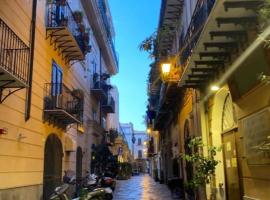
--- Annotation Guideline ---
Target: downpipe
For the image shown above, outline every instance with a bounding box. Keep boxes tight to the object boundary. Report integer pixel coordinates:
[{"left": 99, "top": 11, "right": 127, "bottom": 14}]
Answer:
[{"left": 25, "top": 0, "right": 37, "bottom": 121}]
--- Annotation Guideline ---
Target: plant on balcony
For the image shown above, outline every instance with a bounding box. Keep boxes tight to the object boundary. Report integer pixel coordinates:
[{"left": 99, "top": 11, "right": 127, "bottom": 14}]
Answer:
[
  {"left": 71, "top": 89, "right": 84, "bottom": 99},
  {"left": 258, "top": 72, "right": 270, "bottom": 84},
  {"left": 73, "top": 10, "right": 83, "bottom": 23},
  {"left": 258, "top": 0, "right": 270, "bottom": 48},
  {"left": 182, "top": 137, "right": 221, "bottom": 190},
  {"left": 55, "top": 0, "right": 66, "bottom": 6},
  {"left": 139, "top": 22, "right": 180, "bottom": 58},
  {"left": 60, "top": 17, "right": 68, "bottom": 26},
  {"left": 78, "top": 23, "right": 85, "bottom": 33}
]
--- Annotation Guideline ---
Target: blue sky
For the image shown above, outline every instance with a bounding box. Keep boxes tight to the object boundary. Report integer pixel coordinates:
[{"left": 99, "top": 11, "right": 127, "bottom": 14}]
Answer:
[{"left": 109, "top": 0, "right": 161, "bottom": 130}]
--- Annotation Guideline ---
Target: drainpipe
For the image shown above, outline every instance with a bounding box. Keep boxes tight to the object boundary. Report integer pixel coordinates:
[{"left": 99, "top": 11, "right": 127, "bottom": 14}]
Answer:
[
  {"left": 99, "top": 48, "right": 102, "bottom": 126},
  {"left": 25, "top": 0, "right": 37, "bottom": 121}
]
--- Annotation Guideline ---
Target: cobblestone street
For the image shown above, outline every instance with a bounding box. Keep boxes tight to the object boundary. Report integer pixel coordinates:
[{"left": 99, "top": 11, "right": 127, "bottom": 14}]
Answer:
[{"left": 113, "top": 175, "right": 175, "bottom": 200}]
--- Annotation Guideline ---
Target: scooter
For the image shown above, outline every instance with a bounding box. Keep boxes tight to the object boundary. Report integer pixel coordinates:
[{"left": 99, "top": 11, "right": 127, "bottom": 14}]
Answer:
[
  {"left": 49, "top": 176, "right": 107, "bottom": 200},
  {"left": 83, "top": 174, "right": 113, "bottom": 200}
]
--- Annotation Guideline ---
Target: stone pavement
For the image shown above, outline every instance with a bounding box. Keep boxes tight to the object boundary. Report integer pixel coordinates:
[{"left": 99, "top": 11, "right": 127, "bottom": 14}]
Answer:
[{"left": 113, "top": 174, "right": 176, "bottom": 200}]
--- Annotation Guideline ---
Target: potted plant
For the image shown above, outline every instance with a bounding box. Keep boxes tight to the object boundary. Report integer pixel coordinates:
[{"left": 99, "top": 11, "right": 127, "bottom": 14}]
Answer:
[
  {"left": 56, "top": 0, "right": 66, "bottom": 6},
  {"left": 73, "top": 11, "right": 83, "bottom": 23},
  {"left": 60, "top": 17, "right": 68, "bottom": 26},
  {"left": 82, "top": 31, "right": 89, "bottom": 44},
  {"left": 71, "top": 89, "right": 84, "bottom": 99},
  {"left": 78, "top": 23, "right": 85, "bottom": 33}
]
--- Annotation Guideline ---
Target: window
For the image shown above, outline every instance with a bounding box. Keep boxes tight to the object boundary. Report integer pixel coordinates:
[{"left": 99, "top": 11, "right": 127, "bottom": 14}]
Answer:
[
  {"left": 222, "top": 94, "right": 236, "bottom": 131},
  {"left": 92, "top": 109, "right": 97, "bottom": 121},
  {"left": 138, "top": 150, "right": 142, "bottom": 159},
  {"left": 51, "top": 62, "right": 62, "bottom": 95},
  {"left": 137, "top": 138, "right": 142, "bottom": 145}
]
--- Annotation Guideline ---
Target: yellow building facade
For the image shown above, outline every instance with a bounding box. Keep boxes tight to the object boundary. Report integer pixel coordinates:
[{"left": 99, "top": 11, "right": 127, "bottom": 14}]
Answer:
[{"left": 0, "top": 0, "right": 118, "bottom": 199}]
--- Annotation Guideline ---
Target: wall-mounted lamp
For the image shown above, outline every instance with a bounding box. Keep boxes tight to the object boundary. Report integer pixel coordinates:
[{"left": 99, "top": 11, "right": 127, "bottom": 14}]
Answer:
[
  {"left": 210, "top": 85, "right": 220, "bottom": 91},
  {"left": 161, "top": 63, "right": 171, "bottom": 74},
  {"left": 160, "top": 57, "right": 181, "bottom": 83}
]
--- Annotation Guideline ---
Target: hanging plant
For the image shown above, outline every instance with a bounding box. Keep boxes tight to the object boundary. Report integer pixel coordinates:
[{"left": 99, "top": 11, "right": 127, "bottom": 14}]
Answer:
[
  {"left": 139, "top": 22, "right": 180, "bottom": 58},
  {"left": 182, "top": 137, "right": 221, "bottom": 190}
]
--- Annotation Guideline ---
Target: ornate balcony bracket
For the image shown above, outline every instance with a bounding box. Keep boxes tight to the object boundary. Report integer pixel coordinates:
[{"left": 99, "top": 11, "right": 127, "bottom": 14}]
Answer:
[
  {"left": 0, "top": 88, "right": 24, "bottom": 103},
  {"left": 0, "top": 18, "right": 30, "bottom": 103}
]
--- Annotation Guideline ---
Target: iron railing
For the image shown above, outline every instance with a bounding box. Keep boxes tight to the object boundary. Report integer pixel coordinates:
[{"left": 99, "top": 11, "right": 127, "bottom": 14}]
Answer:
[
  {"left": 92, "top": 75, "right": 109, "bottom": 93},
  {"left": 102, "top": 93, "right": 115, "bottom": 112},
  {"left": 97, "top": 0, "right": 119, "bottom": 68},
  {"left": 180, "top": 0, "right": 216, "bottom": 66},
  {"left": 0, "top": 18, "right": 30, "bottom": 85},
  {"left": 44, "top": 83, "right": 83, "bottom": 120},
  {"left": 46, "top": 0, "right": 85, "bottom": 54}
]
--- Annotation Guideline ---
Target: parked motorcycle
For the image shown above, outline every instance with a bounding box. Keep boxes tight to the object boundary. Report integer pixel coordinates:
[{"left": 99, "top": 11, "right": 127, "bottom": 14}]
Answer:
[
  {"left": 82, "top": 174, "right": 113, "bottom": 200},
  {"left": 49, "top": 176, "right": 108, "bottom": 200}
]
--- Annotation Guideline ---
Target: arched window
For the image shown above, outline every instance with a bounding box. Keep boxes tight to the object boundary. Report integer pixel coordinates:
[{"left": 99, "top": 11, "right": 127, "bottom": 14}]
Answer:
[{"left": 222, "top": 93, "right": 236, "bottom": 131}]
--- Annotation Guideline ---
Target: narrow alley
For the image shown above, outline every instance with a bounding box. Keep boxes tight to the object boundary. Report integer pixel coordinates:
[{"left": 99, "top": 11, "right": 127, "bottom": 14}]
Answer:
[{"left": 114, "top": 175, "right": 176, "bottom": 200}]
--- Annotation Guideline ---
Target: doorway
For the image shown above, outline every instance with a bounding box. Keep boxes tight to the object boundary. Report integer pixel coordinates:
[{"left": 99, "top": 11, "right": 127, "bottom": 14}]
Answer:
[
  {"left": 43, "top": 134, "right": 63, "bottom": 200},
  {"left": 76, "top": 146, "right": 83, "bottom": 181},
  {"left": 222, "top": 130, "right": 241, "bottom": 200}
]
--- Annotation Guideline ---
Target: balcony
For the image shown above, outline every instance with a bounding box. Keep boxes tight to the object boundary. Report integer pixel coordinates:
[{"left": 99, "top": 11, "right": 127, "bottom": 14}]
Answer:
[
  {"left": 81, "top": 0, "right": 118, "bottom": 74},
  {"left": 90, "top": 74, "right": 110, "bottom": 100},
  {"left": 101, "top": 94, "right": 115, "bottom": 114},
  {"left": 0, "top": 18, "right": 30, "bottom": 103},
  {"left": 46, "top": 0, "right": 87, "bottom": 62},
  {"left": 97, "top": 0, "right": 119, "bottom": 71},
  {"left": 178, "top": 0, "right": 262, "bottom": 89},
  {"left": 43, "top": 83, "right": 83, "bottom": 128}
]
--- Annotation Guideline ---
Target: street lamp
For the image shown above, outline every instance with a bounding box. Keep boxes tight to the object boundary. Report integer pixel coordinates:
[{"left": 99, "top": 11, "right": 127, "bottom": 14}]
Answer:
[
  {"left": 161, "top": 63, "right": 171, "bottom": 74},
  {"left": 210, "top": 85, "right": 220, "bottom": 91},
  {"left": 147, "top": 128, "right": 151, "bottom": 134}
]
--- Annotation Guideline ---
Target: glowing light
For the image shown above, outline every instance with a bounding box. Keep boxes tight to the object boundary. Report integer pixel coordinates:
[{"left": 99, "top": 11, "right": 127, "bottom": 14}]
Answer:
[
  {"left": 144, "top": 141, "right": 147, "bottom": 145},
  {"left": 161, "top": 63, "right": 171, "bottom": 74},
  {"left": 147, "top": 128, "right": 151, "bottom": 134},
  {"left": 210, "top": 85, "right": 220, "bottom": 91}
]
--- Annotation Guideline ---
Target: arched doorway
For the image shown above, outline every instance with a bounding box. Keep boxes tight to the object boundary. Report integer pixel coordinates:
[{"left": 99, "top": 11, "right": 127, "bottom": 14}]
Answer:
[
  {"left": 43, "top": 134, "right": 63, "bottom": 200},
  {"left": 76, "top": 146, "right": 83, "bottom": 182},
  {"left": 211, "top": 87, "right": 241, "bottom": 200}
]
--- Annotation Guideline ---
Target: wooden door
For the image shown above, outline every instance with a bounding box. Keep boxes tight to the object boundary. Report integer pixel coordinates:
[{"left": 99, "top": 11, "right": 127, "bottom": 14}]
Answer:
[{"left": 222, "top": 131, "right": 241, "bottom": 200}]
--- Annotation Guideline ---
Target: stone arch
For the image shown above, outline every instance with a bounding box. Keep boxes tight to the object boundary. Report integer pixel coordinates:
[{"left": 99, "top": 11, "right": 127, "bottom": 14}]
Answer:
[
  {"left": 43, "top": 134, "right": 63, "bottom": 200},
  {"left": 210, "top": 86, "right": 237, "bottom": 192}
]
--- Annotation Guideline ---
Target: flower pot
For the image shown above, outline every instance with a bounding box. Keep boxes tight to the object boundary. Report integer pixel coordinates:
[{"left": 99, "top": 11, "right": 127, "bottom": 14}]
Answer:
[
  {"left": 73, "top": 11, "right": 83, "bottom": 23},
  {"left": 60, "top": 18, "right": 68, "bottom": 26},
  {"left": 78, "top": 24, "right": 85, "bottom": 33}
]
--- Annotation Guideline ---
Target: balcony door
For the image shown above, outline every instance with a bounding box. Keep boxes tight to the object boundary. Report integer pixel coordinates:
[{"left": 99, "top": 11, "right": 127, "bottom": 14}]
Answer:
[{"left": 51, "top": 62, "right": 63, "bottom": 96}]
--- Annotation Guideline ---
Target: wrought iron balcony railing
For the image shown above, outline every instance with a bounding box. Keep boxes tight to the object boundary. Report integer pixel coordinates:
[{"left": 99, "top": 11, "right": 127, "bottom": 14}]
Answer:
[
  {"left": 101, "top": 94, "right": 115, "bottom": 114},
  {"left": 46, "top": 0, "right": 87, "bottom": 62},
  {"left": 43, "top": 83, "right": 83, "bottom": 128},
  {"left": 180, "top": 0, "right": 216, "bottom": 66},
  {"left": 91, "top": 74, "right": 110, "bottom": 100},
  {"left": 97, "top": 0, "right": 119, "bottom": 69},
  {"left": 0, "top": 18, "right": 30, "bottom": 88}
]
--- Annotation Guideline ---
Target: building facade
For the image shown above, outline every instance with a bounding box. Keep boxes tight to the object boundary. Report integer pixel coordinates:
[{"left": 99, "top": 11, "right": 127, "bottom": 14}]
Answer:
[
  {"left": 0, "top": 0, "right": 118, "bottom": 199},
  {"left": 147, "top": 0, "right": 270, "bottom": 200}
]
